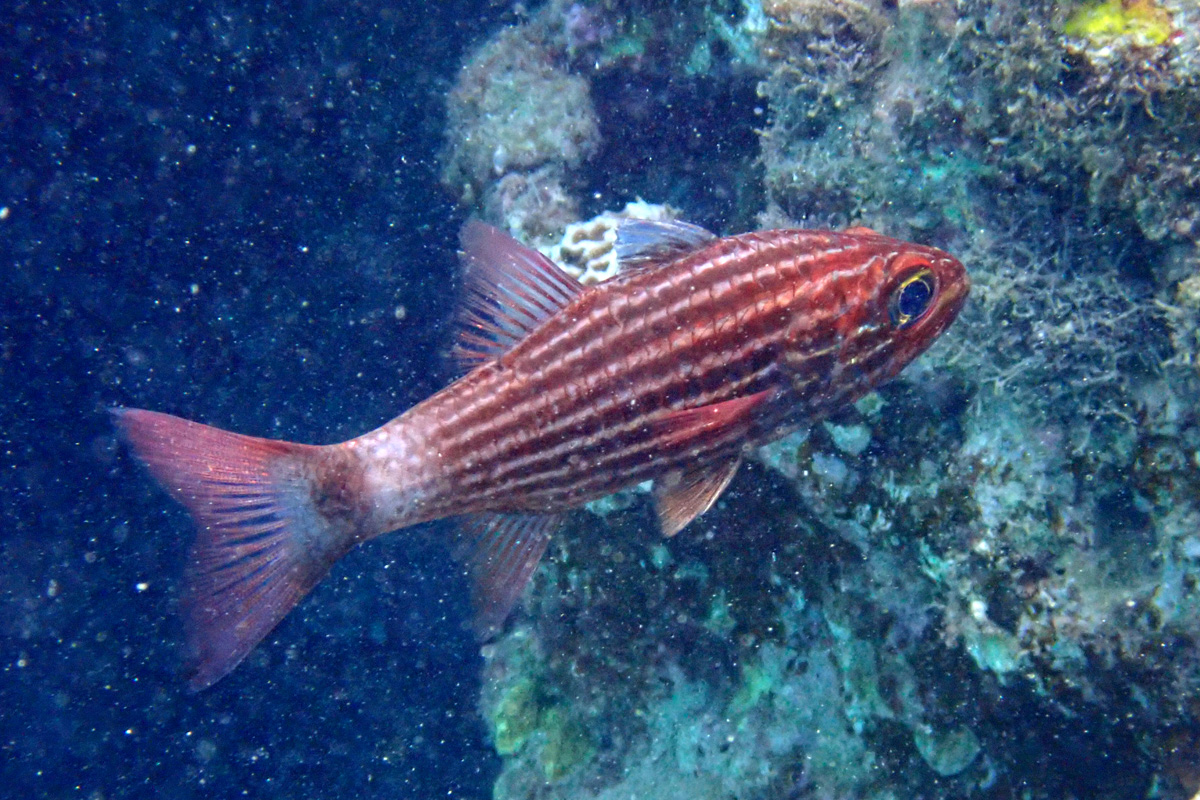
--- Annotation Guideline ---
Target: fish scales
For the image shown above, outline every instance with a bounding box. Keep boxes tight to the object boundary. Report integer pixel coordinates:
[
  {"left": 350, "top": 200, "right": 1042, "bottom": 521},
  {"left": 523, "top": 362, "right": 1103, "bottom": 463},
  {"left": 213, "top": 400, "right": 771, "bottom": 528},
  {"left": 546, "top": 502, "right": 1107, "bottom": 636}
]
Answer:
[
  {"left": 404, "top": 231, "right": 893, "bottom": 513},
  {"left": 112, "top": 219, "right": 968, "bottom": 688}
]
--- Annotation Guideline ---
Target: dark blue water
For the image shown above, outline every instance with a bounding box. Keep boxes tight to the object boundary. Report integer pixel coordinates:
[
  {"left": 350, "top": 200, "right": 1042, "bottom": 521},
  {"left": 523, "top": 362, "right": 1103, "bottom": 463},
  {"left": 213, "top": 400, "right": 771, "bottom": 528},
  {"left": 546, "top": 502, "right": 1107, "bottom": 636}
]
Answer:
[
  {"left": 1, "top": 3, "right": 767, "bottom": 795},
  {"left": 1, "top": 2, "right": 515, "bottom": 796}
]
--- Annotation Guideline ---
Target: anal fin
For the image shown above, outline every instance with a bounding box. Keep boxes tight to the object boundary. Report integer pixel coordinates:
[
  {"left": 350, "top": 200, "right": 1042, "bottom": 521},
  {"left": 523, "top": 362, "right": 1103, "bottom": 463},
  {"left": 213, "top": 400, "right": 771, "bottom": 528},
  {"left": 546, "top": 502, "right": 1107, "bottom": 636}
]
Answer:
[
  {"left": 454, "top": 512, "right": 563, "bottom": 639},
  {"left": 653, "top": 457, "right": 742, "bottom": 537}
]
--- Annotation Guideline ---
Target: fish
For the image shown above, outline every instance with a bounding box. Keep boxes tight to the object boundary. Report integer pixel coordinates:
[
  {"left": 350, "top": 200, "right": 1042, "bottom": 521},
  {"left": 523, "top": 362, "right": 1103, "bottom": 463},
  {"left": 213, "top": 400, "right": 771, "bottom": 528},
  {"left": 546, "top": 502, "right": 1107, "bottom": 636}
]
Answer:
[{"left": 113, "top": 218, "right": 969, "bottom": 690}]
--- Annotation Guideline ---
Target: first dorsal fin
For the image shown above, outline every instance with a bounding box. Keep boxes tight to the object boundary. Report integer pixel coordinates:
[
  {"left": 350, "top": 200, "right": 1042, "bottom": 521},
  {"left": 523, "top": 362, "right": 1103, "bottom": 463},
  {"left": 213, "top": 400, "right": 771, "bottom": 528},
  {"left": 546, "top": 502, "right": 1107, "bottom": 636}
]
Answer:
[
  {"left": 454, "top": 221, "right": 584, "bottom": 372},
  {"left": 615, "top": 219, "right": 717, "bottom": 270}
]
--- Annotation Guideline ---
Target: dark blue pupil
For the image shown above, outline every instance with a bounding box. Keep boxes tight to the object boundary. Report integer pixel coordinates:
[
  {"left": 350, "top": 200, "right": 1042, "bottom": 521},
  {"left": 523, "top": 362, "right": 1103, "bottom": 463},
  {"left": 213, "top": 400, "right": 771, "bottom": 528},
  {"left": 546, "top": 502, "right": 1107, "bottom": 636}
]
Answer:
[
  {"left": 899, "top": 278, "right": 932, "bottom": 318},
  {"left": 890, "top": 271, "right": 934, "bottom": 327}
]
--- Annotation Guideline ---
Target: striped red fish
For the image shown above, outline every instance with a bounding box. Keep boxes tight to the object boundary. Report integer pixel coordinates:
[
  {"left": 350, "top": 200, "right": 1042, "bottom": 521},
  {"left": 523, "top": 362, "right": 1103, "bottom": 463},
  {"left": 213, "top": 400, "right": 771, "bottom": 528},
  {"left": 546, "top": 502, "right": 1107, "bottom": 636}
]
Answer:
[{"left": 114, "top": 219, "right": 968, "bottom": 689}]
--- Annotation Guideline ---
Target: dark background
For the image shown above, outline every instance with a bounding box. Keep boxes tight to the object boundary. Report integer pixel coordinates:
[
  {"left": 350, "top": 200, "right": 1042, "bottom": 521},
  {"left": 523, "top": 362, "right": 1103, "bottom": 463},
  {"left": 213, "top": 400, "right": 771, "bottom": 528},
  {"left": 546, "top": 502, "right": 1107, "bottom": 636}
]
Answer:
[{"left": 0, "top": 1, "right": 513, "bottom": 796}]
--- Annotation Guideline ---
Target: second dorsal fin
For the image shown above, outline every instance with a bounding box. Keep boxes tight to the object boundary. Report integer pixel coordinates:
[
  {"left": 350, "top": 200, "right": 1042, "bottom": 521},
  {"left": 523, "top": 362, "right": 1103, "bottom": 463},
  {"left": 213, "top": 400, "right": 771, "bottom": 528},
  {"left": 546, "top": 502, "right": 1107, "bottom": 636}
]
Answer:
[
  {"left": 454, "top": 221, "right": 585, "bottom": 371},
  {"left": 615, "top": 219, "right": 718, "bottom": 270}
]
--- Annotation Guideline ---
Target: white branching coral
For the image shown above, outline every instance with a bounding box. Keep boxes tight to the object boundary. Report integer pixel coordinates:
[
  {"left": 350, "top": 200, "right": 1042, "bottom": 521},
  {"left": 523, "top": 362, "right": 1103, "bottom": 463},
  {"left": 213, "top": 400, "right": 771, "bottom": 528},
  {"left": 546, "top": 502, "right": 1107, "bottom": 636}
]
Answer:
[{"left": 542, "top": 200, "right": 678, "bottom": 284}]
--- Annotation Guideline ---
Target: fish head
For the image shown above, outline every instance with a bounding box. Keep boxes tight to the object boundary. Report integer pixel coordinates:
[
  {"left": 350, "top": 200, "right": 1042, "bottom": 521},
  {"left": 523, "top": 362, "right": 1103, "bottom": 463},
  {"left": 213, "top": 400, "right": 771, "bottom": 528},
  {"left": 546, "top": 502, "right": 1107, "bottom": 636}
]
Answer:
[
  {"left": 874, "top": 241, "right": 969, "bottom": 364},
  {"left": 812, "top": 235, "right": 970, "bottom": 396}
]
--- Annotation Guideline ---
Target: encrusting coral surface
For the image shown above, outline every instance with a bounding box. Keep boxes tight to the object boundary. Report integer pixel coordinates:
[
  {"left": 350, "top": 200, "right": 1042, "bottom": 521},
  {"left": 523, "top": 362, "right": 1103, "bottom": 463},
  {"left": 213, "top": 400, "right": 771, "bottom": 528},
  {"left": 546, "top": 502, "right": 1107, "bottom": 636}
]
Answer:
[{"left": 438, "top": 1, "right": 1200, "bottom": 797}]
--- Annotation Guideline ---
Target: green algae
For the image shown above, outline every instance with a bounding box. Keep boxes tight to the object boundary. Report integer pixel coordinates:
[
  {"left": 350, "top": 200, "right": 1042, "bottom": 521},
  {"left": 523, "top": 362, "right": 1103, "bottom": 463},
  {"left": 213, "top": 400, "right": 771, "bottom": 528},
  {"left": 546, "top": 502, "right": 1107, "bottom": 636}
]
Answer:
[
  {"left": 490, "top": 679, "right": 543, "bottom": 756},
  {"left": 728, "top": 657, "right": 778, "bottom": 717},
  {"left": 1064, "top": 0, "right": 1175, "bottom": 48},
  {"left": 488, "top": 678, "right": 594, "bottom": 779},
  {"left": 704, "top": 588, "right": 737, "bottom": 637},
  {"left": 537, "top": 707, "right": 595, "bottom": 780}
]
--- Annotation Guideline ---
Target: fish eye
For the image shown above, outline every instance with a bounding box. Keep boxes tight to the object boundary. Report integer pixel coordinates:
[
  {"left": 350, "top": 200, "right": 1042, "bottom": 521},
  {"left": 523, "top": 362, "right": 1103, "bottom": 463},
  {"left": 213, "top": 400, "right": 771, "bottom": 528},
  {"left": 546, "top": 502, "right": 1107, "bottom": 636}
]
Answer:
[{"left": 888, "top": 267, "right": 936, "bottom": 328}]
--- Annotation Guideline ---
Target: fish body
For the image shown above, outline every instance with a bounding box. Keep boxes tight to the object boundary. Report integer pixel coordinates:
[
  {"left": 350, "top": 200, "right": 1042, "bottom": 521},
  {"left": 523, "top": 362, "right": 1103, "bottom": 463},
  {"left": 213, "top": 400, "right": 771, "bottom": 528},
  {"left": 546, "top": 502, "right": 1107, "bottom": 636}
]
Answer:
[{"left": 114, "top": 219, "right": 968, "bottom": 689}]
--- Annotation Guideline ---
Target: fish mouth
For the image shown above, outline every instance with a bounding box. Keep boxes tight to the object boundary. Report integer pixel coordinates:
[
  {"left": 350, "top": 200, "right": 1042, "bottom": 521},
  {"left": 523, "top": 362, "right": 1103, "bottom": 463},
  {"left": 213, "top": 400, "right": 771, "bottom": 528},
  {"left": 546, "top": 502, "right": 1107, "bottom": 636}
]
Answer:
[
  {"left": 942, "top": 272, "right": 970, "bottom": 318},
  {"left": 916, "top": 265, "right": 969, "bottom": 343},
  {"left": 934, "top": 257, "right": 970, "bottom": 320}
]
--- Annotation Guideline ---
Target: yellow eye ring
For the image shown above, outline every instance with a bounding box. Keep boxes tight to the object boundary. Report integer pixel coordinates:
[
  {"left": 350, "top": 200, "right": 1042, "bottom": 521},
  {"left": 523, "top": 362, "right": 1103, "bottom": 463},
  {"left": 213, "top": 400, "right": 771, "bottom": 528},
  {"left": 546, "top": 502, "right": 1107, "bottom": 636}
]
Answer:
[{"left": 889, "top": 268, "right": 936, "bottom": 328}]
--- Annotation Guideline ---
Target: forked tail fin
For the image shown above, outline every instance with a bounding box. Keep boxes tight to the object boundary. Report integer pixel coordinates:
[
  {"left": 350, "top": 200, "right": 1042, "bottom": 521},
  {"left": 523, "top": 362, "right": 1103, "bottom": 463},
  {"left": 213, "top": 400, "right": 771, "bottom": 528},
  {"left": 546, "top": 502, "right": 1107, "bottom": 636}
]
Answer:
[{"left": 112, "top": 408, "right": 361, "bottom": 690}]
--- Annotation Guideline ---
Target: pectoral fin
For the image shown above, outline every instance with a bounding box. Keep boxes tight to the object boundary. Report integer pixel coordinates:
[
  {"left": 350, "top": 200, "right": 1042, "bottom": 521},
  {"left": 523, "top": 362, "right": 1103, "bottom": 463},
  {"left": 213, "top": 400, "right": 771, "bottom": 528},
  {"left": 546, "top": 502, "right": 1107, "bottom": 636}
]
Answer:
[
  {"left": 651, "top": 389, "right": 772, "bottom": 452},
  {"left": 654, "top": 456, "right": 742, "bottom": 537}
]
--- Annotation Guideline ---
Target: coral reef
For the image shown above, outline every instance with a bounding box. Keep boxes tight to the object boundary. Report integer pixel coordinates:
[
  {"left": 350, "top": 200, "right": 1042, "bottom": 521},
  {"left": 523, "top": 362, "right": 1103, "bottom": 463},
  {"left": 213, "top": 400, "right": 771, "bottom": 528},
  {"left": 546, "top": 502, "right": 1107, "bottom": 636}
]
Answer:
[
  {"left": 439, "top": 0, "right": 765, "bottom": 243},
  {"left": 440, "top": 26, "right": 600, "bottom": 197},
  {"left": 542, "top": 200, "right": 677, "bottom": 284},
  {"left": 757, "top": 2, "right": 979, "bottom": 236},
  {"left": 949, "top": 0, "right": 1200, "bottom": 253},
  {"left": 441, "top": 1, "right": 1200, "bottom": 798},
  {"left": 753, "top": 0, "right": 1200, "bottom": 265},
  {"left": 440, "top": 23, "right": 600, "bottom": 244}
]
